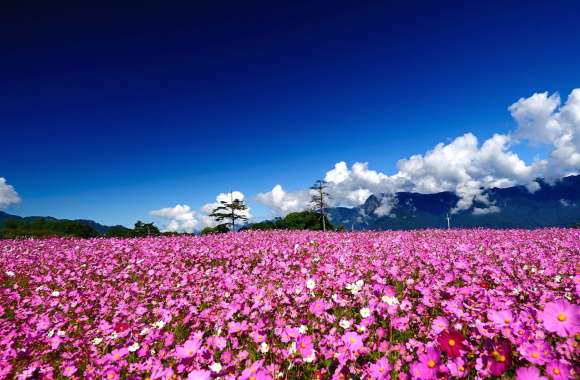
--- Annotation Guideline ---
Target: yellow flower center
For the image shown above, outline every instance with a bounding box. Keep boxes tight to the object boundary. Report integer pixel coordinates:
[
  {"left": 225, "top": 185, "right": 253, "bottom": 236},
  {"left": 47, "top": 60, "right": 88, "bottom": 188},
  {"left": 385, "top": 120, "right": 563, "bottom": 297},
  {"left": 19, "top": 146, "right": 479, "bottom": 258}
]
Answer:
[
  {"left": 108, "top": 374, "right": 115, "bottom": 379},
  {"left": 448, "top": 339, "right": 456, "bottom": 347},
  {"left": 498, "top": 355, "right": 506, "bottom": 363},
  {"left": 428, "top": 359, "right": 436, "bottom": 368},
  {"left": 557, "top": 313, "right": 567, "bottom": 322},
  {"left": 114, "top": 354, "right": 120, "bottom": 360},
  {"left": 379, "top": 367, "right": 384, "bottom": 373},
  {"left": 504, "top": 318, "right": 510, "bottom": 324},
  {"left": 350, "top": 338, "right": 356, "bottom": 344},
  {"left": 553, "top": 368, "right": 560, "bottom": 375},
  {"left": 301, "top": 342, "right": 306, "bottom": 348},
  {"left": 250, "top": 377, "right": 256, "bottom": 380},
  {"left": 188, "top": 349, "right": 193, "bottom": 356},
  {"left": 458, "top": 366, "right": 465, "bottom": 372},
  {"left": 531, "top": 352, "right": 539, "bottom": 359}
]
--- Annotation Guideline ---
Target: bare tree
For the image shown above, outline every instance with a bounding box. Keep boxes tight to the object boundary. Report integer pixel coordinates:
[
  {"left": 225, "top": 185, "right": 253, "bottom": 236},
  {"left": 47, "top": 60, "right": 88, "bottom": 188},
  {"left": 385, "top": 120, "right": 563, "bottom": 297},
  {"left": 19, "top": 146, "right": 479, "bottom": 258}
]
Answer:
[
  {"left": 209, "top": 193, "right": 248, "bottom": 231},
  {"left": 310, "top": 179, "right": 330, "bottom": 231}
]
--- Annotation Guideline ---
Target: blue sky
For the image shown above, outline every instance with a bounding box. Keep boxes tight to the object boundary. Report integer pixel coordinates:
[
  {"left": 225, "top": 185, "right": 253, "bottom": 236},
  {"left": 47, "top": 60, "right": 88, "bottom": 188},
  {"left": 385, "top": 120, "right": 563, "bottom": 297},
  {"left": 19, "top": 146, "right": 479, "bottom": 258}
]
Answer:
[{"left": 1, "top": 1, "right": 580, "bottom": 227}]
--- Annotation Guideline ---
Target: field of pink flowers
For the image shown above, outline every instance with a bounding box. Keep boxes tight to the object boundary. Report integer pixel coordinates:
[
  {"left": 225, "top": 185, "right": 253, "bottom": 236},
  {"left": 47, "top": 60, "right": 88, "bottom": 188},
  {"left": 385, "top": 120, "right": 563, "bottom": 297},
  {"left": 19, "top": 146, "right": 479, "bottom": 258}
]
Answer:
[{"left": 1, "top": 229, "right": 579, "bottom": 380}]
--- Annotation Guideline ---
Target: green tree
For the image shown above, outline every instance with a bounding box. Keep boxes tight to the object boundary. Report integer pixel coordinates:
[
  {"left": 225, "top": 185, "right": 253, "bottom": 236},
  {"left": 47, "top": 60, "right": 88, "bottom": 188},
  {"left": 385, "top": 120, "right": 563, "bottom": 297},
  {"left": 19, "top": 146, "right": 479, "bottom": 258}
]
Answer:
[
  {"left": 200, "top": 223, "right": 230, "bottom": 235},
  {"left": 133, "top": 221, "right": 160, "bottom": 237},
  {"left": 209, "top": 194, "right": 249, "bottom": 231},
  {"left": 310, "top": 179, "right": 331, "bottom": 231},
  {"left": 106, "top": 225, "right": 135, "bottom": 238}
]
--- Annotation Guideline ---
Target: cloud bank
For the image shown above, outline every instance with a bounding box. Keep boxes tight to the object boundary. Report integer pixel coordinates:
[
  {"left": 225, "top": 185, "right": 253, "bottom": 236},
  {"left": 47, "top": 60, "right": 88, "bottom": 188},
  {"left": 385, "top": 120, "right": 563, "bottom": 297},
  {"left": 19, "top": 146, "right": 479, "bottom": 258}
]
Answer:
[
  {"left": 255, "top": 89, "right": 580, "bottom": 216},
  {"left": 150, "top": 191, "right": 252, "bottom": 233},
  {"left": 0, "top": 177, "right": 20, "bottom": 210}
]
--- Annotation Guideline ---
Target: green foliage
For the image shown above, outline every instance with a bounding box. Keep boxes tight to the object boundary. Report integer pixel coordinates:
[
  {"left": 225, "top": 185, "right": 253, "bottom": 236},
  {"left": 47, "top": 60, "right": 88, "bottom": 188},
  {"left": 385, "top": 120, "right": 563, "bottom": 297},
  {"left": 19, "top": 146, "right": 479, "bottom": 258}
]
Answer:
[
  {"left": 209, "top": 197, "right": 249, "bottom": 230},
  {"left": 132, "top": 221, "right": 161, "bottom": 237},
  {"left": 245, "top": 211, "right": 334, "bottom": 231},
  {"left": 201, "top": 224, "right": 230, "bottom": 235},
  {"left": 0, "top": 218, "right": 99, "bottom": 239},
  {"left": 106, "top": 225, "right": 135, "bottom": 238}
]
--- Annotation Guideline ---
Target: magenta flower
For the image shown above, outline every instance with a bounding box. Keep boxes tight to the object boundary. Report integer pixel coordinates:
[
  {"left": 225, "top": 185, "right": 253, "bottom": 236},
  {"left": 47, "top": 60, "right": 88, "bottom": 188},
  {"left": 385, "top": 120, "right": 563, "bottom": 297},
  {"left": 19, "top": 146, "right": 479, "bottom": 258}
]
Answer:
[
  {"left": 342, "top": 331, "right": 364, "bottom": 352},
  {"left": 519, "top": 340, "right": 553, "bottom": 365},
  {"left": 487, "top": 309, "right": 513, "bottom": 328},
  {"left": 187, "top": 369, "right": 212, "bottom": 380},
  {"left": 545, "top": 360, "right": 571, "bottom": 379},
  {"left": 297, "top": 335, "right": 314, "bottom": 358},
  {"left": 176, "top": 338, "right": 202, "bottom": 359},
  {"left": 410, "top": 362, "right": 435, "bottom": 380},
  {"left": 60, "top": 363, "right": 77, "bottom": 377},
  {"left": 430, "top": 316, "right": 448, "bottom": 335},
  {"left": 109, "top": 347, "right": 129, "bottom": 362},
  {"left": 369, "top": 357, "right": 391, "bottom": 379},
  {"left": 437, "top": 329, "right": 464, "bottom": 358},
  {"left": 540, "top": 300, "right": 580, "bottom": 337},
  {"left": 487, "top": 339, "right": 512, "bottom": 376},
  {"left": 515, "top": 366, "right": 548, "bottom": 380},
  {"left": 418, "top": 347, "right": 440, "bottom": 377}
]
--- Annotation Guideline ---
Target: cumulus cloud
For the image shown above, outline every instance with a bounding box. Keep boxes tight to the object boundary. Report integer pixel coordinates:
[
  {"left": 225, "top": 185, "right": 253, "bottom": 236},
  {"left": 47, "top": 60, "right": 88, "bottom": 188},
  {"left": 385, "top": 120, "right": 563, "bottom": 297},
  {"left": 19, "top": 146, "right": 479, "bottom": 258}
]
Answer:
[
  {"left": 150, "top": 191, "right": 251, "bottom": 233},
  {"left": 255, "top": 88, "right": 580, "bottom": 216},
  {"left": 254, "top": 185, "right": 311, "bottom": 216},
  {"left": 0, "top": 177, "right": 20, "bottom": 210}
]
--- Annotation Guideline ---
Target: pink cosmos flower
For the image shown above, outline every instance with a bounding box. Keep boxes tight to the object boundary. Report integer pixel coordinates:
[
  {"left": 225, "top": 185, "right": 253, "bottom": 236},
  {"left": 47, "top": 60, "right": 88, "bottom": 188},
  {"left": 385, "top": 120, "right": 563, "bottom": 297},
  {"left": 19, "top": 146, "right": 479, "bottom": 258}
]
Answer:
[
  {"left": 418, "top": 347, "right": 440, "bottom": 378},
  {"left": 342, "top": 331, "right": 363, "bottom": 352},
  {"left": 60, "top": 363, "right": 77, "bottom": 377},
  {"left": 487, "top": 339, "right": 512, "bottom": 376},
  {"left": 297, "top": 335, "right": 314, "bottom": 358},
  {"left": 176, "top": 338, "right": 202, "bottom": 359},
  {"left": 410, "top": 362, "right": 435, "bottom": 380},
  {"left": 431, "top": 316, "right": 448, "bottom": 335},
  {"left": 540, "top": 300, "right": 580, "bottom": 337},
  {"left": 515, "top": 367, "right": 548, "bottom": 380},
  {"left": 240, "top": 360, "right": 265, "bottom": 380},
  {"left": 519, "top": 340, "right": 553, "bottom": 365},
  {"left": 109, "top": 347, "right": 129, "bottom": 362},
  {"left": 437, "top": 329, "right": 464, "bottom": 358},
  {"left": 187, "top": 369, "right": 212, "bottom": 380},
  {"left": 545, "top": 360, "right": 571, "bottom": 379},
  {"left": 309, "top": 299, "right": 328, "bottom": 317},
  {"left": 103, "top": 367, "right": 119, "bottom": 380},
  {"left": 447, "top": 357, "right": 468, "bottom": 378},
  {"left": 487, "top": 309, "right": 513, "bottom": 329},
  {"left": 369, "top": 357, "right": 391, "bottom": 379}
]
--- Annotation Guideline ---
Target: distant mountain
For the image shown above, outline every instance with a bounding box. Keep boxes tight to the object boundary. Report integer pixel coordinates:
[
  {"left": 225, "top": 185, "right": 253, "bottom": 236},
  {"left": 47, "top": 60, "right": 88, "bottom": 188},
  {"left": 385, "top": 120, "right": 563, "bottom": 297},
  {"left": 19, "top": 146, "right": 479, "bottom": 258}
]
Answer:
[
  {"left": 0, "top": 212, "right": 113, "bottom": 234},
  {"left": 327, "top": 175, "right": 580, "bottom": 230}
]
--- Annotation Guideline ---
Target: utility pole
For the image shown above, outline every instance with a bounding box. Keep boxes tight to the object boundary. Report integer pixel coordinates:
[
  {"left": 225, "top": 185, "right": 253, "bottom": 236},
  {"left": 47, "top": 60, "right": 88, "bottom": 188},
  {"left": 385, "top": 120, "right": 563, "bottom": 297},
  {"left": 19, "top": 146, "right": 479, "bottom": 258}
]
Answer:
[{"left": 446, "top": 213, "right": 451, "bottom": 230}]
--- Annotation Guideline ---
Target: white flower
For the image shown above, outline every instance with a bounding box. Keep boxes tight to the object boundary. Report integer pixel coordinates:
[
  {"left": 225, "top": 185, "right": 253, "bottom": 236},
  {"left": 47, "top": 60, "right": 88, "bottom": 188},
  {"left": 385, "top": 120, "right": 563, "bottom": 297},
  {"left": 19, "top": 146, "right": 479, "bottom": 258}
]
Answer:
[
  {"left": 350, "top": 287, "right": 360, "bottom": 296},
  {"left": 382, "top": 295, "right": 399, "bottom": 306},
  {"left": 554, "top": 275, "right": 562, "bottom": 283},
  {"left": 210, "top": 363, "right": 223, "bottom": 373},
  {"left": 288, "top": 341, "right": 297, "bottom": 355},
  {"left": 294, "top": 287, "right": 302, "bottom": 295},
  {"left": 128, "top": 342, "right": 140, "bottom": 352},
  {"left": 140, "top": 327, "right": 150, "bottom": 336},
  {"left": 92, "top": 337, "right": 103, "bottom": 345},
  {"left": 57, "top": 330, "right": 65, "bottom": 337},
  {"left": 51, "top": 290, "right": 60, "bottom": 297},
  {"left": 306, "top": 279, "right": 316, "bottom": 290},
  {"left": 5, "top": 271, "right": 15, "bottom": 277},
  {"left": 339, "top": 319, "right": 351, "bottom": 329},
  {"left": 153, "top": 320, "right": 165, "bottom": 329},
  {"left": 260, "top": 342, "right": 270, "bottom": 353},
  {"left": 332, "top": 294, "right": 338, "bottom": 302},
  {"left": 294, "top": 243, "right": 300, "bottom": 253},
  {"left": 299, "top": 324, "right": 308, "bottom": 334},
  {"left": 47, "top": 329, "right": 55, "bottom": 337},
  {"left": 355, "top": 279, "right": 364, "bottom": 288},
  {"left": 110, "top": 332, "right": 118, "bottom": 339},
  {"left": 360, "top": 307, "right": 371, "bottom": 318}
]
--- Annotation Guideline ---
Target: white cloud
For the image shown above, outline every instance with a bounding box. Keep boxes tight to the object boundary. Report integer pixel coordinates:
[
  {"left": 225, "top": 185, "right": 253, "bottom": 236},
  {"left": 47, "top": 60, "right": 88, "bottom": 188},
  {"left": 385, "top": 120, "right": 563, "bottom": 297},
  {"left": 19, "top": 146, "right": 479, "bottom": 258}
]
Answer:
[
  {"left": 255, "top": 88, "right": 580, "bottom": 216},
  {"left": 150, "top": 191, "right": 251, "bottom": 233},
  {"left": 0, "top": 177, "right": 20, "bottom": 210},
  {"left": 254, "top": 185, "right": 310, "bottom": 216}
]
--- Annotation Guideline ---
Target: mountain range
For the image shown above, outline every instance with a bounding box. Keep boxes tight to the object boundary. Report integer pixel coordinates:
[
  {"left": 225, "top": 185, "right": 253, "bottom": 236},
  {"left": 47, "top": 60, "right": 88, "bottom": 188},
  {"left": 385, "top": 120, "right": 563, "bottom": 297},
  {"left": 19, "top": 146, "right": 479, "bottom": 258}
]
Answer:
[
  {"left": 0, "top": 212, "right": 113, "bottom": 234},
  {"left": 1, "top": 175, "right": 579, "bottom": 232},
  {"left": 327, "top": 175, "right": 580, "bottom": 230}
]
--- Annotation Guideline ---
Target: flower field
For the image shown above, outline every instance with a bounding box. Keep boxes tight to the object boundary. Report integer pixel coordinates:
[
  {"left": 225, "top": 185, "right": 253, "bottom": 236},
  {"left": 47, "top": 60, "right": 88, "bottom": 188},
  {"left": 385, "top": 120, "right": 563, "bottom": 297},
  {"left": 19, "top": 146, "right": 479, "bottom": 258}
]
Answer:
[{"left": 1, "top": 229, "right": 579, "bottom": 380}]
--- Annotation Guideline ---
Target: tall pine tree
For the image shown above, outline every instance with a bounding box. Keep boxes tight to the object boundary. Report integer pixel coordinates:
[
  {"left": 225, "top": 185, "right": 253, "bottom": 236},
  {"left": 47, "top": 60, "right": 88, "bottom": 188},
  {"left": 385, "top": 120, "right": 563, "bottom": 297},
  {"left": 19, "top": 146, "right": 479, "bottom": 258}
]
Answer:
[{"left": 209, "top": 194, "right": 249, "bottom": 231}]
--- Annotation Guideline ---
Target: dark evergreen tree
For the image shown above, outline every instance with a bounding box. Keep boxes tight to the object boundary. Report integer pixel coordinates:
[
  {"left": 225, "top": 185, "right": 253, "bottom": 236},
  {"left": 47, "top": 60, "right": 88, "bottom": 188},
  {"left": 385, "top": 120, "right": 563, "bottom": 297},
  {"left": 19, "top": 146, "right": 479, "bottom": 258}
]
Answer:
[
  {"left": 209, "top": 194, "right": 248, "bottom": 231},
  {"left": 310, "top": 179, "right": 331, "bottom": 231}
]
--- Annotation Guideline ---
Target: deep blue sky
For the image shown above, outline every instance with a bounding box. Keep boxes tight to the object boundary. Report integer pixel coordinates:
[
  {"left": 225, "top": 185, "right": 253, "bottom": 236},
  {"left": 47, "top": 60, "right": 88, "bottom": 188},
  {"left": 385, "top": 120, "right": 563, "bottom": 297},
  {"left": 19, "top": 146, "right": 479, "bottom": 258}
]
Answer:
[{"left": 1, "top": 1, "right": 579, "bottom": 226}]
